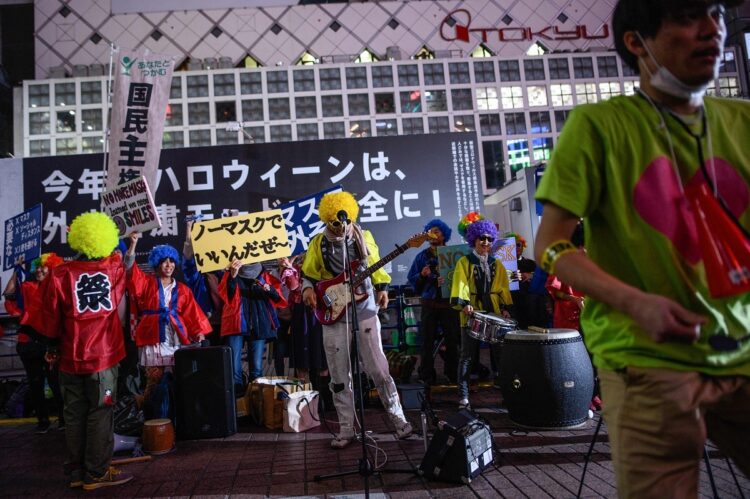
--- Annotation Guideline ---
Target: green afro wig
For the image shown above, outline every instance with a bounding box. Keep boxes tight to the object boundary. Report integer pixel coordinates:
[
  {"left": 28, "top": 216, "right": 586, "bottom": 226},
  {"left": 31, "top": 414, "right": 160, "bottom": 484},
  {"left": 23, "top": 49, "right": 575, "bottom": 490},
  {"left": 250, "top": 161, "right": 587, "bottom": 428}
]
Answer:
[
  {"left": 319, "top": 191, "right": 359, "bottom": 223},
  {"left": 68, "top": 212, "right": 119, "bottom": 259}
]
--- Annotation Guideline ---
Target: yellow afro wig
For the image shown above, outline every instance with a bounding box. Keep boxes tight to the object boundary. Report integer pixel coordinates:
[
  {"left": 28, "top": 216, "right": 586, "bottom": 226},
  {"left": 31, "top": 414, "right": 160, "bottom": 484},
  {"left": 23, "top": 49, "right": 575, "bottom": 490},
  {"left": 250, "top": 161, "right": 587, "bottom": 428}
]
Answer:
[
  {"left": 319, "top": 191, "right": 359, "bottom": 223},
  {"left": 68, "top": 212, "right": 119, "bottom": 259}
]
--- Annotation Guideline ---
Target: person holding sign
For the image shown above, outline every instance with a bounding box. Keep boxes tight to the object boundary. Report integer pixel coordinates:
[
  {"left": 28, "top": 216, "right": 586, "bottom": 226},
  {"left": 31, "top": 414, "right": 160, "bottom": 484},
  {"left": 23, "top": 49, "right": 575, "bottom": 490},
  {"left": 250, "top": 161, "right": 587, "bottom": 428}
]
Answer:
[
  {"left": 301, "top": 191, "right": 412, "bottom": 449},
  {"left": 450, "top": 213, "right": 513, "bottom": 410}
]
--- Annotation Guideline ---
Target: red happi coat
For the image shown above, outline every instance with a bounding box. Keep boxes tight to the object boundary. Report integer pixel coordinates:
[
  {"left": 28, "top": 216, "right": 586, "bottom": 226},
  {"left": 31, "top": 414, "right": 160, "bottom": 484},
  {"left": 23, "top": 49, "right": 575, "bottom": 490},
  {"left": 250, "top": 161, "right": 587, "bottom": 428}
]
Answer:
[
  {"left": 28, "top": 255, "right": 127, "bottom": 375},
  {"left": 5, "top": 279, "right": 40, "bottom": 344},
  {"left": 218, "top": 271, "right": 287, "bottom": 337},
  {"left": 128, "top": 263, "right": 212, "bottom": 347}
]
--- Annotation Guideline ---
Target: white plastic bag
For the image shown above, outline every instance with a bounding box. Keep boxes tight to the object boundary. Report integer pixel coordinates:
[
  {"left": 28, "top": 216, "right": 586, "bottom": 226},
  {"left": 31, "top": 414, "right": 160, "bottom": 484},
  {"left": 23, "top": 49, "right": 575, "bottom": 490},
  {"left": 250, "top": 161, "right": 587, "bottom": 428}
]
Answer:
[{"left": 282, "top": 390, "right": 320, "bottom": 433}]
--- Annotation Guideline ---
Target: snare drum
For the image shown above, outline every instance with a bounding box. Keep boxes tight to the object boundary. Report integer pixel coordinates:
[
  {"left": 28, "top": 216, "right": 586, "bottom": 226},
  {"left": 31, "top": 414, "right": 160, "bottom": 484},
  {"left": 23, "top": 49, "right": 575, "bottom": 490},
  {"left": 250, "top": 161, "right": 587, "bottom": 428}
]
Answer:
[
  {"left": 142, "top": 418, "right": 175, "bottom": 454},
  {"left": 466, "top": 312, "right": 518, "bottom": 343}
]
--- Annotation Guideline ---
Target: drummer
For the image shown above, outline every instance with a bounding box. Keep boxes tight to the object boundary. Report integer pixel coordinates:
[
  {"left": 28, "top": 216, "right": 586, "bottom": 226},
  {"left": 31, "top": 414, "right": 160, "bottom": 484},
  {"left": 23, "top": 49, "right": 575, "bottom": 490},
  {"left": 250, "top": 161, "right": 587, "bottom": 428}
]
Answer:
[{"left": 450, "top": 212, "right": 513, "bottom": 410}]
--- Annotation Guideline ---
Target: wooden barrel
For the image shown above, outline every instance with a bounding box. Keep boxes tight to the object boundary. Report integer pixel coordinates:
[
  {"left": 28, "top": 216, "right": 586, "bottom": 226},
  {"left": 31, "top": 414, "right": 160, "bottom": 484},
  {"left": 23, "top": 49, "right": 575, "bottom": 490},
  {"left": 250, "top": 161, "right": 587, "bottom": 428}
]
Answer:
[{"left": 142, "top": 419, "right": 175, "bottom": 454}]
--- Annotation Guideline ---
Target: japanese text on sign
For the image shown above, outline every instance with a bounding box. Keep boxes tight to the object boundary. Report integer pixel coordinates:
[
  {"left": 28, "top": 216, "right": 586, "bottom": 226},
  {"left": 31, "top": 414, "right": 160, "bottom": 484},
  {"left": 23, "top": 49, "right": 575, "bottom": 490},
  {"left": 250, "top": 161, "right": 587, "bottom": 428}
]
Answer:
[
  {"left": 4, "top": 204, "right": 43, "bottom": 271},
  {"left": 101, "top": 176, "right": 161, "bottom": 236}
]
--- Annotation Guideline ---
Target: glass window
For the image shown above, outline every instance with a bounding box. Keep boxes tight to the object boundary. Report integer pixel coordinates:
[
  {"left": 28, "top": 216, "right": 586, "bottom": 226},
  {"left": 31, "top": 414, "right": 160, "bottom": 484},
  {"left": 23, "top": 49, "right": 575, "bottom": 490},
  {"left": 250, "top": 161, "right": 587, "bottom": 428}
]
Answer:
[
  {"left": 375, "top": 119, "right": 398, "bottom": 136},
  {"left": 500, "top": 86, "right": 524, "bottom": 109},
  {"left": 322, "top": 95, "right": 343, "bottom": 117},
  {"left": 56, "top": 138, "right": 77, "bottom": 155},
  {"left": 240, "top": 72, "right": 263, "bottom": 94},
  {"left": 295, "top": 96, "right": 317, "bottom": 119},
  {"left": 424, "top": 90, "right": 447, "bottom": 112},
  {"left": 476, "top": 88, "right": 499, "bottom": 110},
  {"left": 346, "top": 67, "right": 368, "bottom": 89},
  {"left": 349, "top": 120, "right": 371, "bottom": 137},
  {"left": 573, "top": 57, "right": 594, "bottom": 78},
  {"left": 451, "top": 89, "right": 473, "bottom": 111},
  {"left": 82, "top": 136, "right": 104, "bottom": 153},
  {"left": 213, "top": 73, "right": 236, "bottom": 96},
  {"left": 449, "top": 62, "right": 470, "bottom": 84},
  {"left": 623, "top": 81, "right": 639, "bottom": 95},
  {"left": 28, "top": 84, "right": 50, "bottom": 108},
  {"left": 189, "top": 129, "right": 211, "bottom": 147},
  {"left": 532, "top": 137, "right": 553, "bottom": 161},
  {"left": 81, "top": 109, "right": 102, "bottom": 131},
  {"left": 483, "top": 140, "right": 506, "bottom": 189},
  {"left": 170, "top": 77, "right": 182, "bottom": 99},
  {"left": 297, "top": 123, "right": 319, "bottom": 141},
  {"left": 622, "top": 63, "right": 638, "bottom": 77},
  {"left": 323, "top": 122, "right": 345, "bottom": 139},
  {"left": 599, "top": 82, "right": 621, "bottom": 100},
  {"left": 554, "top": 109, "right": 570, "bottom": 131},
  {"left": 215, "top": 101, "right": 237, "bottom": 122},
  {"left": 499, "top": 60, "right": 520, "bottom": 82},
  {"left": 718, "top": 77, "right": 739, "bottom": 97},
  {"left": 427, "top": 116, "right": 450, "bottom": 134},
  {"left": 505, "top": 112, "right": 527, "bottom": 135},
  {"left": 268, "top": 98, "right": 290, "bottom": 120},
  {"left": 29, "top": 139, "right": 51, "bottom": 157},
  {"left": 319, "top": 68, "right": 341, "bottom": 90},
  {"left": 29, "top": 112, "right": 50, "bottom": 135},
  {"left": 374, "top": 93, "right": 395, "bottom": 114},
  {"left": 188, "top": 102, "right": 210, "bottom": 124},
  {"left": 398, "top": 65, "right": 420, "bottom": 86},
  {"left": 453, "top": 115, "right": 474, "bottom": 132},
  {"left": 161, "top": 131, "right": 183, "bottom": 149},
  {"left": 166, "top": 105, "right": 184, "bottom": 129},
  {"left": 347, "top": 94, "right": 370, "bottom": 115},
  {"left": 529, "top": 111, "right": 551, "bottom": 133},
  {"left": 216, "top": 128, "right": 239, "bottom": 145},
  {"left": 270, "top": 124, "right": 292, "bottom": 142},
  {"left": 597, "top": 56, "right": 619, "bottom": 78},
  {"left": 575, "top": 83, "right": 598, "bottom": 104},
  {"left": 508, "top": 139, "right": 531, "bottom": 176},
  {"left": 187, "top": 75, "right": 209, "bottom": 98},
  {"left": 56, "top": 110, "right": 76, "bottom": 132},
  {"left": 479, "top": 114, "right": 502, "bottom": 136},
  {"left": 423, "top": 63, "right": 445, "bottom": 85},
  {"left": 400, "top": 91, "right": 421, "bottom": 113},
  {"left": 80, "top": 81, "right": 102, "bottom": 104},
  {"left": 473, "top": 61, "right": 496, "bottom": 83},
  {"left": 267, "top": 71, "right": 289, "bottom": 93},
  {"left": 245, "top": 126, "right": 265, "bottom": 143},
  {"left": 550, "top": 84, "right": 573, "bottom": 107},
  {"left": 54, "top": 83, "right": 75, "bottom": 106},
  {"left": 720, "top": 51, "right": 736, "bottom": 73},
  {"left": 242, "top": 99, "right": 264, "bottom": 122},
  {"left": 293, "top": 69, "right": 315, "bottom": 91},
  {"left": 371, "top": 66, "right": 393, "bottom": 87},
  {"left": 527, "top": 85, "right": 548, "bottom": 107},
  {"left": 402, "top": 117, "right": 424, "bottom": 135},
  {"left": 524, "top": 59, "right": 546, "bottom": 81},
  {"left": 548, "top": 59, "right": 570, "bottom": 80}
]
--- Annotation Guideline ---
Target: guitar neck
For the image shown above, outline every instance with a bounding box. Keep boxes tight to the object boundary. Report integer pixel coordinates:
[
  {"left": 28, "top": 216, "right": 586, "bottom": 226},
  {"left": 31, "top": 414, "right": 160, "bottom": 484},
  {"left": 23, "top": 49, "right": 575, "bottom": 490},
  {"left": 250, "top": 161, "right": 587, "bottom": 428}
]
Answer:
[{"left": 352, "top": 242, "right": 409, "bottom": 288}]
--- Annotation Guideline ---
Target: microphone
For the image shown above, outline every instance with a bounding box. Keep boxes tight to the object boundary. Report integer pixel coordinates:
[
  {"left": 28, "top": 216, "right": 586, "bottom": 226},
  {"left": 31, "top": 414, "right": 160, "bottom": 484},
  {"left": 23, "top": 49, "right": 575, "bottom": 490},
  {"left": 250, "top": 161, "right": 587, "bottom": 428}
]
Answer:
[{"left": 336, "top": 210, "right": 349, "bottom": 224}]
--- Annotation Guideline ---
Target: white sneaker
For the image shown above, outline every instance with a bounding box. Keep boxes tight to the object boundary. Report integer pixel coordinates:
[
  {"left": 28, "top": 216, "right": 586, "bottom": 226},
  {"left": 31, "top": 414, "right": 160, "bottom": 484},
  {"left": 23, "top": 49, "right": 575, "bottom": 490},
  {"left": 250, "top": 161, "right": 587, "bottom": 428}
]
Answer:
[
  {"left": 395, "top": 421, "right": 413, "bottom": 440},
  {"left": 330, "top": 433, "right": 355, "bottom": 449},
  {"left": 458, "top": 398, "right": 471, "bottom": 410}
]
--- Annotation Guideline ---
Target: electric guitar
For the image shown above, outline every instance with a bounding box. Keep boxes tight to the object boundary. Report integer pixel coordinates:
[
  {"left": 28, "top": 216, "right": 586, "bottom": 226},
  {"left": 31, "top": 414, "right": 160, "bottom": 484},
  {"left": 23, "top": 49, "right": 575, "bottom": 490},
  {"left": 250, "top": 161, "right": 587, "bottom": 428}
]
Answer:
[{"left": 314, "top": 232, "right": 430, "bottom": 325}]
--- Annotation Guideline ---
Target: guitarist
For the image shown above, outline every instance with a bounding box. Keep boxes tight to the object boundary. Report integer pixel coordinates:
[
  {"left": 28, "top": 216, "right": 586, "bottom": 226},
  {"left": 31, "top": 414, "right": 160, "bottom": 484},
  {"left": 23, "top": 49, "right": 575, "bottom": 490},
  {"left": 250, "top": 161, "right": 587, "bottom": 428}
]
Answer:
[{"left": 301, "top": 191, "right": 413, "bottom": 449}]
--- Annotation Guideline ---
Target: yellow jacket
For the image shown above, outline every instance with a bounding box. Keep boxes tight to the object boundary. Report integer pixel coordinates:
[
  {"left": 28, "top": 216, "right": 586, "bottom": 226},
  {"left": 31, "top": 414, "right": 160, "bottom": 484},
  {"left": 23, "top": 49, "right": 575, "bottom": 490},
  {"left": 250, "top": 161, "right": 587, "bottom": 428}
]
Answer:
[{"left": 450, "top": 253, "right": 512, "bottom": 327}]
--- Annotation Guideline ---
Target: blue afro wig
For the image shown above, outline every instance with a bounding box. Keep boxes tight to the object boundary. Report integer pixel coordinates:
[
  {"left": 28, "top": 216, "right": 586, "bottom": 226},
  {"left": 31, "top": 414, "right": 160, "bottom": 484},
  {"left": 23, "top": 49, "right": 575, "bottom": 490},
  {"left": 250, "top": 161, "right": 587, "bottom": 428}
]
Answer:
[
  {"left": 148, "top": 245, "right": 180, "bottom": 269},
  {"left": 465, "top": 220, "right": 498, "bottom": 247},
  {"left": 423, "top": 219, "right": 452, "bottom": 243}
]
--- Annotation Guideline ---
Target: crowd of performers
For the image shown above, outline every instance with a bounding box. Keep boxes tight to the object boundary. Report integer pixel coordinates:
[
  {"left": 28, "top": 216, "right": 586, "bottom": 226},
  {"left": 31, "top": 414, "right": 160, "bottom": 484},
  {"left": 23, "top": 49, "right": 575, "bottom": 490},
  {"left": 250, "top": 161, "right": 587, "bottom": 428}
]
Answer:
[{"left": 2, "top": 190, "right": 573, "bottom": 489}]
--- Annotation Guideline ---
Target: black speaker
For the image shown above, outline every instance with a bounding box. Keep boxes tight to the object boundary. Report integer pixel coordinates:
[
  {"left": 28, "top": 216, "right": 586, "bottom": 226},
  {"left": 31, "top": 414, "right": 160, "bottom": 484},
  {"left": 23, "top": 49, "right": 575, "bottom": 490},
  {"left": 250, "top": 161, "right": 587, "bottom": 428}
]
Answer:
[
  {"left": 174, "top": 346, "right": 236, "bottom": 440},
  {"left": 418, "top": 410, "right": 494, "bottom": 484}
]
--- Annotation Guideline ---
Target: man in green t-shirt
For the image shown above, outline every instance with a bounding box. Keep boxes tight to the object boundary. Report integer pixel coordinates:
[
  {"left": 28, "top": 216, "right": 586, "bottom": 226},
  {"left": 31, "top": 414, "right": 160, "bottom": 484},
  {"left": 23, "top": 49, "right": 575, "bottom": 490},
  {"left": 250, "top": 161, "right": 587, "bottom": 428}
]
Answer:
[{"left": 534, "top": 0, "right": 750, "bottom": 496}]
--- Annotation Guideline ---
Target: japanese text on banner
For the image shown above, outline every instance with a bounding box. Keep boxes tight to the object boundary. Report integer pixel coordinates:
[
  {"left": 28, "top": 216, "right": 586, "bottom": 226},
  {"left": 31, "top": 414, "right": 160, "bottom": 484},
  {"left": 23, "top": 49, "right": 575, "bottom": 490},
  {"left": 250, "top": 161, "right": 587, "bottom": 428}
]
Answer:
[{"left": 101, "top": 176, "right": 161, "bottom": 236}]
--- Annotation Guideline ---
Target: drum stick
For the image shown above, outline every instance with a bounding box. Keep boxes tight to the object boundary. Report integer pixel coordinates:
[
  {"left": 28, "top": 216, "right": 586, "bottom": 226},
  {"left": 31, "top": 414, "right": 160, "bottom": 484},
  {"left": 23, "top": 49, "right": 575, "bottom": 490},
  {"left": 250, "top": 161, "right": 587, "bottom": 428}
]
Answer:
[
  {"left": 528, "top": 326, "right": 550, "bottom": 334},
  {"left": 111, "top": 455, "right": 153, "bottom": 465}
]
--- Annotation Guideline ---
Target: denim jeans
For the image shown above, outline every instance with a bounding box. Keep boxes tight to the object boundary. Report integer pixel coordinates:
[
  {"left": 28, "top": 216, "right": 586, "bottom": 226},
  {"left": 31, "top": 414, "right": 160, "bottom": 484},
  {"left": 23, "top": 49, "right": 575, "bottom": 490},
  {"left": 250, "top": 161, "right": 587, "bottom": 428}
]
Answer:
[{"left": 224, "top": 335, "right": 266, "bottom": 385}]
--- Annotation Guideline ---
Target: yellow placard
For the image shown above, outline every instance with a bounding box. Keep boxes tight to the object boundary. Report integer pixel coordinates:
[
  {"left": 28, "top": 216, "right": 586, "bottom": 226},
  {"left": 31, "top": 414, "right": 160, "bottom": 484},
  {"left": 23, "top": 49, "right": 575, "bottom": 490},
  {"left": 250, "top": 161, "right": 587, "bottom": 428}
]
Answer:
[{"left": 190, "top": 209, "right": 290, "bottom": 272}]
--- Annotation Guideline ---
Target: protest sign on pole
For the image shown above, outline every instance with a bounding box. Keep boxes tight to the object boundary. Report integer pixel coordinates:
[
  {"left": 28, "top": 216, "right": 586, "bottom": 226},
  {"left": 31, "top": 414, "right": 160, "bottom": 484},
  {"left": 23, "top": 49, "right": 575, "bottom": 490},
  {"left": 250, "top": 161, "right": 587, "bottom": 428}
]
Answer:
[
  {"left": 4, "top": 204, "right": 43, "bottom": 271},
  {"left": 101, "top": 176, "right": 161, "bottom": 236},
  {"left": 190, "top": 209, "right": 291, "bottom": 272},
  {"left": 105, "top": 48, "right": 174, "bottom": 195}
]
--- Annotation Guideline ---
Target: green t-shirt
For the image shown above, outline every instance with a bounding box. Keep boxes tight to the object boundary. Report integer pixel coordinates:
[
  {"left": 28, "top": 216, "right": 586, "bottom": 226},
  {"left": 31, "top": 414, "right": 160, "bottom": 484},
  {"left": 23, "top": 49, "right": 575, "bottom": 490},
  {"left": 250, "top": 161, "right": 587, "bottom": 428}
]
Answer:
[{"left": 536, "top": 94, "right": 750, "bottom": 375}]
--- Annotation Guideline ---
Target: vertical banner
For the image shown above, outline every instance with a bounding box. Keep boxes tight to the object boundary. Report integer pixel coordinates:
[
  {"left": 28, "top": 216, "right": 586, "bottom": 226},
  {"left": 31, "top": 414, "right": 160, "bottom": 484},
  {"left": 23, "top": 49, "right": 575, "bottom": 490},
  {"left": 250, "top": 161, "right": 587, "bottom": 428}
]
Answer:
[
  {"left": 4, "top": 204, "right": 43, "bottom": 271},
  {"left": 279, "top": 185, "right": 342, "bottom": 256},
  {"left": 105, "top": 48, "right": 174, "bottom": 196}
]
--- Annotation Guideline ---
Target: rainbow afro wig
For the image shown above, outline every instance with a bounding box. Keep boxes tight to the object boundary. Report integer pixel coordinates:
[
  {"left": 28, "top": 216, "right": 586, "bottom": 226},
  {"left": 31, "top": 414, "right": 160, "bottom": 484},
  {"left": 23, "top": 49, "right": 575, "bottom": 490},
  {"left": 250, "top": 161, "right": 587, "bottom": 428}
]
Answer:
[
  {"left": 457, "top": 211, "right": 484, "bottom": 240},
  {"left": 465, "top": 220, "right": 498, "bottom": 247},
  {"left": 31, "top": 252, "right": 64, "bottom": 272},
  {"left": 504, "top": 232, "right": 527, "bottom": 251},
  {"left": 424, "top": 219, "right": 452, "bottom": 243},
  {"left": 68, "top": 212, "right": 119, "bottom": 259},
  {"left": 148, "top": 245, "right": 180, "bottom": 269},
  {"left": 319, "top": 191, "right": 359, "bottom": 223}
]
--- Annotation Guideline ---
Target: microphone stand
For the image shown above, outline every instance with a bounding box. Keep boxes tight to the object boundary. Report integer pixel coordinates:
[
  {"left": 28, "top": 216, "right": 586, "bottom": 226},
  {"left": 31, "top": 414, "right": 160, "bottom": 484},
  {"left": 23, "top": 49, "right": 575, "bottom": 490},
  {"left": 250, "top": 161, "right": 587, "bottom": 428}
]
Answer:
[{"left": 314, "top": 219, "right": 419, "bottom": 496}]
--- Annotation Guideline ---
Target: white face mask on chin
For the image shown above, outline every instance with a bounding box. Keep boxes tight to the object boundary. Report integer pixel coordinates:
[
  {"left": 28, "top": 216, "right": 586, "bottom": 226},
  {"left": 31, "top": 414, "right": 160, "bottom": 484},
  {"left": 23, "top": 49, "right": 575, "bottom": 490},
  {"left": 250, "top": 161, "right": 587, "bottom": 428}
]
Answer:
[{"left": 636, "top": 32, "right": 709, "bottom": 108}]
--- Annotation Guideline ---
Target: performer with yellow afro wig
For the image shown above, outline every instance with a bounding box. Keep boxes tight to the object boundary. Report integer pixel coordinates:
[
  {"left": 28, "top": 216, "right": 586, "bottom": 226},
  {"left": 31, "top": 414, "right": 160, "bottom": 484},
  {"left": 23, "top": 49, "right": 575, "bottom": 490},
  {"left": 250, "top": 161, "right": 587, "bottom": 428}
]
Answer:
[
  {"left": 318, "top": 191, "right": 360, "bottom": 224},
  {"left": 68, "top": 212, "right": 120, "bottom": 259}
]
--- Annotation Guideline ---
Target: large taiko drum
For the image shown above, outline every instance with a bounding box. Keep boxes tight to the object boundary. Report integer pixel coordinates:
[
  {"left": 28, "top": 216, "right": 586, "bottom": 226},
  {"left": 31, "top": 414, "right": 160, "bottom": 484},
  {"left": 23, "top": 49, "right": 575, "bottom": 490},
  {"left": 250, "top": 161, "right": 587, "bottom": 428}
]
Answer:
[
  {"left": 499, "top": 329, "right": 594, "bottom": 430},
  {"left": 142, "top": 419, "right": 175, "bottom": 454}
]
